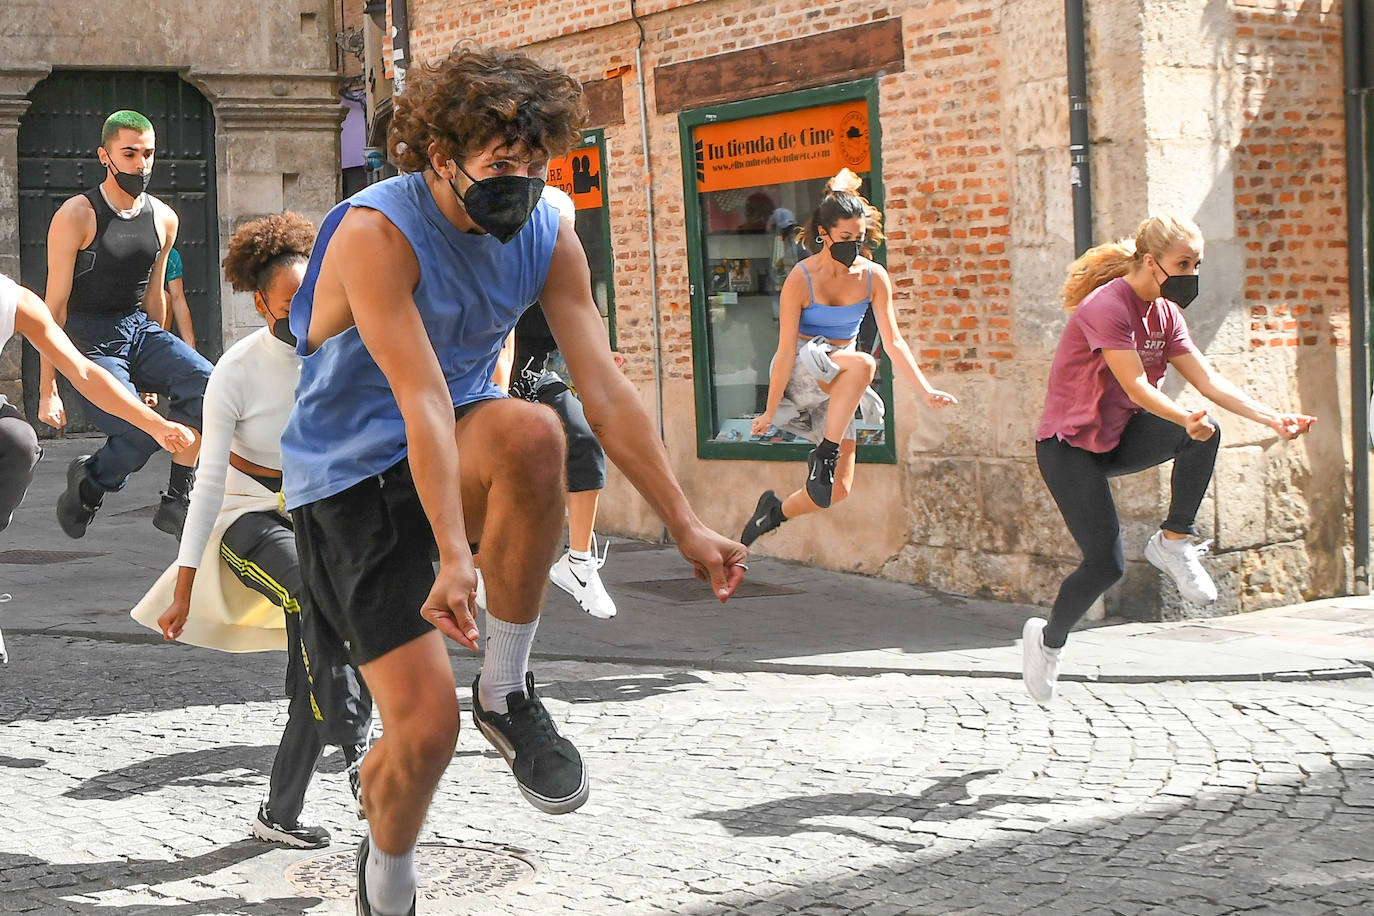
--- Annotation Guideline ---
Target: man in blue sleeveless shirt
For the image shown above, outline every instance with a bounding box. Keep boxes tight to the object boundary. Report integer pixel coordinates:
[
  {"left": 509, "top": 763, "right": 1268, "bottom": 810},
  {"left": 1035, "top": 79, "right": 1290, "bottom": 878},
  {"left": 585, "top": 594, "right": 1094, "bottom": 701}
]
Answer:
[
  {"left": 280, "top": 49, "right": 748, "bottom": 916},
  {"left": 38, "top": 110, "right": 212, "bottom": 540}
]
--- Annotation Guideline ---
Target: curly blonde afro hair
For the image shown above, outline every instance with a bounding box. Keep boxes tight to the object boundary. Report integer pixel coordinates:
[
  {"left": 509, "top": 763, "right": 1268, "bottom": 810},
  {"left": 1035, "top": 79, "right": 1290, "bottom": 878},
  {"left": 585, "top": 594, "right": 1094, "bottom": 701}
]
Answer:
[{"left": 222, "top": 212, "right": 316, "bottom": 293}]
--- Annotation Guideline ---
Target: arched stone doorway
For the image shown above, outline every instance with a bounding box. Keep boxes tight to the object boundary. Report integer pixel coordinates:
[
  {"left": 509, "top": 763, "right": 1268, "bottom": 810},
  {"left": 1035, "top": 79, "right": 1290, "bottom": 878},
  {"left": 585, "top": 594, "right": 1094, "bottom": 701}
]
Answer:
[{"left": 17, "top": 70, "right": 220, "bottom": 431}]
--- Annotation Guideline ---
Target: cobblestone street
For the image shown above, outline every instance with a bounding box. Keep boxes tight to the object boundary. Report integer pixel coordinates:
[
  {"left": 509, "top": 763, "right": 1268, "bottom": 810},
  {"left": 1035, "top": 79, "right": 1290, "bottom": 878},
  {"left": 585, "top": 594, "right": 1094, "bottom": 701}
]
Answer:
[{"left": 3, "top": 632, "right": 1373, "bottom": 914}]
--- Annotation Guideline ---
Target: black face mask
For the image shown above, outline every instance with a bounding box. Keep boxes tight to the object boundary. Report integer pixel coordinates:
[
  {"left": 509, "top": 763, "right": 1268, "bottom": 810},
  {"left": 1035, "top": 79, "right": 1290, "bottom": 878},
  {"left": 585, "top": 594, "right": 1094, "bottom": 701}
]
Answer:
[
  {"left": 828, "top": 239, "right": 862, "bottom": 268},
  {"left": 105, "top": 157, "right": 151, "bottom": 198},
  {"left": 449, "top": 162, "right": 545, "bottom": 244},
  {"left": 271, "top": 316, "right": 297, "bottom": 347},
  {"left": 1154, "top": 262, "right": 1200, "bottom": 309}
]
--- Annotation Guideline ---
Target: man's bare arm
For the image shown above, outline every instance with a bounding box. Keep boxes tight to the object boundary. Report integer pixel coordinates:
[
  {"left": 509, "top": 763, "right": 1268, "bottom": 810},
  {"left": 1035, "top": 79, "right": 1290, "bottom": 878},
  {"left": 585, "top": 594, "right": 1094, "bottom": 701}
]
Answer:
[
  {"left": 142, "top": 203, "right": 177, "bottom": 328},
  {"left": 541, "top": 221, "right": 746, "bottom": 599}
]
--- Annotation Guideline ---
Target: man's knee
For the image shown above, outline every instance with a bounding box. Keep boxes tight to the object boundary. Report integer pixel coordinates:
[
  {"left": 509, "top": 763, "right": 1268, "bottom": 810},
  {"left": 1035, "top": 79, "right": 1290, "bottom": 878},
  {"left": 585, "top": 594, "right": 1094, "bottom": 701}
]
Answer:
[
  {"left": 384, "top": 699, "right": 460, "bottom": 779},
  {"left": 500, "top": 406, "right": 567, "bottom": 482}
]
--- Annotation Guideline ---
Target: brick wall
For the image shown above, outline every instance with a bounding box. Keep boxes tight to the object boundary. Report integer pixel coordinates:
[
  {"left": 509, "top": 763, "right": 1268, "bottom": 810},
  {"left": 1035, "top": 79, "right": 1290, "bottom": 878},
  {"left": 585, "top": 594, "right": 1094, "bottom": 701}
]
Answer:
[
  {"left": 392, "top": 0, "right": 1354, "bottom": 612},
  {"left": 1233, "top": 0, "right": 1347, "bottom": 351}
]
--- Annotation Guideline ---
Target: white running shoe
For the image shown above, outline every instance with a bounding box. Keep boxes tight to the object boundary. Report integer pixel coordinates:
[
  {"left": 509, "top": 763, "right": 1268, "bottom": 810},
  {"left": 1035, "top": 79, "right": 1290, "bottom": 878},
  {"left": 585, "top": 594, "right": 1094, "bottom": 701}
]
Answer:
[
  {"left": 474, "top": 569, "right": 487, "bottom": 611},
  {"left": 549, "top": 542, "right": 617, "bottom": 619},
  {"left": 1144, "top": 531, "right": 1218, "bottom": 605},
  {"left": 1021, "top": 617, "right": 1062, "bottom": 706}
]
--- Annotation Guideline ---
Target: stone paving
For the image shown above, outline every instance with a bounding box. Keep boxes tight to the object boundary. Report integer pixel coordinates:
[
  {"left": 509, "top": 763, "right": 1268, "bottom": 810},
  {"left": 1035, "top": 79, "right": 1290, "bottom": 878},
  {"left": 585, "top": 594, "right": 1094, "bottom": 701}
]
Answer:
[{"left": 3, "top": 632, "right": 1374, "bottom": 914}]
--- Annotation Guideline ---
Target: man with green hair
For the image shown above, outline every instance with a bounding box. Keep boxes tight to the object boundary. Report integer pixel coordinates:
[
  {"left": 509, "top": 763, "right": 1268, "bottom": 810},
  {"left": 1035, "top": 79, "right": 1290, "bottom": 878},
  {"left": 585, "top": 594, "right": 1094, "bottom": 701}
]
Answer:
[{"left": 39, "top": 109, "right": 212, "bottom": 539}]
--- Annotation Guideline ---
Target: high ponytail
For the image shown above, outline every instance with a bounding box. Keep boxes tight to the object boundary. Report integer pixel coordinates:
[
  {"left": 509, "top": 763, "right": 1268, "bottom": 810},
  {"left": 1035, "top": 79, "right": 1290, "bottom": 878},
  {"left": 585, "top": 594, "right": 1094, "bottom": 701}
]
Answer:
[
  {"left": 1060, "top": 213, "right": 1204, "bottom": 310},
  {"left": 801, "top": 168, "right": 886, "bottom": 255}
]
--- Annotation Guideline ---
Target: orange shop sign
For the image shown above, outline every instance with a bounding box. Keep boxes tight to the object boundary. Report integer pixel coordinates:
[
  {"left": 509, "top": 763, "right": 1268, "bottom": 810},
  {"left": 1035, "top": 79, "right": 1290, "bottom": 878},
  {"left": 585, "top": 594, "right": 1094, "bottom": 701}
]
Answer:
[
  {"left": 546, "top": 144, "right": 604, "bottom": 211},
  {"left": 691, "top": 101, "right": 871, "bottom": 193}
]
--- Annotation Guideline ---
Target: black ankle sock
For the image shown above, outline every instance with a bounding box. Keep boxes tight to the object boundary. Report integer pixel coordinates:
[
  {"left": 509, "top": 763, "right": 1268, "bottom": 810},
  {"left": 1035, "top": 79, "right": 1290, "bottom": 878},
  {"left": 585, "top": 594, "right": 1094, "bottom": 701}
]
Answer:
[
  {"left": 78, "top": 476, "right": 104, "bottom": 505},
  {"left": 816, "top": 438, "right": 840, "bottom": 458},
  {"left": 168, "top": 463, "right": 195, "bottom": 499}
]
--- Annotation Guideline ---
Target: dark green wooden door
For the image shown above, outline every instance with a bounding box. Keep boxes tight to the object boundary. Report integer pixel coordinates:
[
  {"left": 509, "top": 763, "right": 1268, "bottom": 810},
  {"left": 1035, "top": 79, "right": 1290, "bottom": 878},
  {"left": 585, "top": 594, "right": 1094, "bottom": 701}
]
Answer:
[{"left": 17, "top": 70, "right": 219, "bottom": 431}]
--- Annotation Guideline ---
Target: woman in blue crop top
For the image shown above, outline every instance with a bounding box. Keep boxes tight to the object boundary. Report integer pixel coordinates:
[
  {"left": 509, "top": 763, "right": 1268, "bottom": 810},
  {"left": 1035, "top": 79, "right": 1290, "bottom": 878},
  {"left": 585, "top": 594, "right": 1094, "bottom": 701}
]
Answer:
[{"left": 741, "top": 169, "right": 957, "bottom": 546}]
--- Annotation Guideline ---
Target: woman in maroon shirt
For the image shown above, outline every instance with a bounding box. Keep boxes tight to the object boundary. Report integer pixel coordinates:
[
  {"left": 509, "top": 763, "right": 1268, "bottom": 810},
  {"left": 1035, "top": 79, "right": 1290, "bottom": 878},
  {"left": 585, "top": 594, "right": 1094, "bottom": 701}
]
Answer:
[{"left": 1024, "top": 214, "right": 1316, "bottom": 705}]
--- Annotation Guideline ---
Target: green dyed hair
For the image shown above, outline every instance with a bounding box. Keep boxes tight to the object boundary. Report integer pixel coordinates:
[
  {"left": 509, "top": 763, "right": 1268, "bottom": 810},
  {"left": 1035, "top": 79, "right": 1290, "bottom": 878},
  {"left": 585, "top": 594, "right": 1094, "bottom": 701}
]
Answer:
[{"left": 101, "top": 110, "right": 153, "bottom": 145}]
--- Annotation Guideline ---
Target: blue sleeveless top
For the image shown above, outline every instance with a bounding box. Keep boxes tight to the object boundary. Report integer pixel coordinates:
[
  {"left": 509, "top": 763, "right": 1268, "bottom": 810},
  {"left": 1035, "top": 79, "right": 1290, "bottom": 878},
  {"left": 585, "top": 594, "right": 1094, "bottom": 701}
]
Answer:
[
  {"left": 281, "top": 172, "right": 559, "bottom": 508},
  {"left": 794, "top": 264, "right": 871, "bottom": 340}
]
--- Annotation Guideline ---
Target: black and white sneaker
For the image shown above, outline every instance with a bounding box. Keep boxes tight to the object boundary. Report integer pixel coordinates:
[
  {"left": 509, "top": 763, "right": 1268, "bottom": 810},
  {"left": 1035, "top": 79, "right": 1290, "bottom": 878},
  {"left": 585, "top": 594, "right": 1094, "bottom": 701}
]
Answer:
[
  {"left": 152, "top": 491, "right": 190, "bottom": 538},
  {"left": 56, "top": 456, "right": 101, "bottom": 539},
  {"left": 740, "top": 490, "right": 784, "bottom": 547},
  {"left": 472, "top": 672, "right": 588, "bottom": 815},
  {"left": 805, "top": 446, "right": 838, "bottom": 508},
  {"left": 251, "top": 802, "right": 331, "bottom": 849}
]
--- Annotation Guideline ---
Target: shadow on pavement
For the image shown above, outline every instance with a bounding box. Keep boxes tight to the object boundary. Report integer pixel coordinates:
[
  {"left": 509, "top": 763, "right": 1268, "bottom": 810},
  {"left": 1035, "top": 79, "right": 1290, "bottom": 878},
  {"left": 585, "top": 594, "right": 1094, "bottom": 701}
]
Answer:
[
  {"left": 681, "top": 763, "right": 1374, "bottom": 914},
  {"left": 0, "top": 841, "right": 317, "bottom": 914}
]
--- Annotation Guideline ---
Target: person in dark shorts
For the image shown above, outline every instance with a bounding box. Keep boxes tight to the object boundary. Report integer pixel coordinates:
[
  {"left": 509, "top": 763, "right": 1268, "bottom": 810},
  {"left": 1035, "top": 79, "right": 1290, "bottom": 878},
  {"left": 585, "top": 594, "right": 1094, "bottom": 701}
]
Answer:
[
  {"left": 131, "top": 213, "right": 372, "bottom": 848},
  {"left": 280, "top": 48, "right": 748, "bottom": 916},
  {"left": 38, "top": 110, "right": 212, "bottom": 541},
  {"left": 498, "top": 186, "right": 618, "bottom": 620}
]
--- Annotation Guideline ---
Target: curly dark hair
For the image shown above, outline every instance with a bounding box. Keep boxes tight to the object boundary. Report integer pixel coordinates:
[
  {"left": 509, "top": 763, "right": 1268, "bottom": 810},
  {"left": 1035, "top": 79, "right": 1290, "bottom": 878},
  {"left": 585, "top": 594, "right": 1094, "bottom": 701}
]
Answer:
[
  {"left": 222, "top": 212, "right": 316, "bottom": 293},
  {"left": 389, "top": 46, "right": 587, "bottom": 172}
]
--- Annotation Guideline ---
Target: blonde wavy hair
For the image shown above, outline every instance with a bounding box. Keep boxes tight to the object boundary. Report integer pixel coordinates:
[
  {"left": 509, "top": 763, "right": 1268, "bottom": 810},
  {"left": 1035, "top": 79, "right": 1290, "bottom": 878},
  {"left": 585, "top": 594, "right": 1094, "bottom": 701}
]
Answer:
[{"left": 1060, "top": 213, "right": 1203, "bottom": 310}]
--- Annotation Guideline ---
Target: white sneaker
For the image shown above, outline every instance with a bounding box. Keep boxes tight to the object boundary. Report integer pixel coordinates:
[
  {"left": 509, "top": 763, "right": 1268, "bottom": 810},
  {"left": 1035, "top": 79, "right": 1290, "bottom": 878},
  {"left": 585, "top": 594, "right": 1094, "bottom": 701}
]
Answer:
[
  {"left": 474, "top": 569, "right": 487, "bottom": 611},
  {"left": 1144, "top": 531, "right": 1218, "bottom": 605},
  {"left": 549, "top": 544, "right": 617, "bottom": 619},
  {"left": 1021, "top": 617, "right": 1062, "bottom": 706}
]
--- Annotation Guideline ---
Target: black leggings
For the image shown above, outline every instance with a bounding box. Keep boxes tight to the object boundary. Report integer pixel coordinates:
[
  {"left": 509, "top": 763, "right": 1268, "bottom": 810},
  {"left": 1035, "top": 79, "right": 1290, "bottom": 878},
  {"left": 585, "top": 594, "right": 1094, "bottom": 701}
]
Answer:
[
  {"left": 1036, "top": 411, "right": 1220, "bottom": 648},
  {"left": 0, "top": 399, "right": 41, "bottom": 532},
  {"left": 221, "top": 510, "right": 373, "bottom": 826}
]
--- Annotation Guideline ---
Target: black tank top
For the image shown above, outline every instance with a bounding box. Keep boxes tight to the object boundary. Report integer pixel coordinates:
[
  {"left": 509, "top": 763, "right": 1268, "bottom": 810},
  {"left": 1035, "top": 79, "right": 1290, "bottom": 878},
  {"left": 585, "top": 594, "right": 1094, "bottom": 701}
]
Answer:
[{"left": 66, "top": 187, "right": 161, "bottom": 317}]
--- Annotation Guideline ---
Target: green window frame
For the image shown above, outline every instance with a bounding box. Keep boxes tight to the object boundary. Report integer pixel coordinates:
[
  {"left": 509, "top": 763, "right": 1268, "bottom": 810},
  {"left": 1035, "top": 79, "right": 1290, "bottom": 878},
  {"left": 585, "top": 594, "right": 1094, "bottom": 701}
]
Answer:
[
  {"left": 679, "top": 80, "right": 894, "bottom": 463},
  {"left": 550, "top": 128, "right": 617, "bottom": 346}
]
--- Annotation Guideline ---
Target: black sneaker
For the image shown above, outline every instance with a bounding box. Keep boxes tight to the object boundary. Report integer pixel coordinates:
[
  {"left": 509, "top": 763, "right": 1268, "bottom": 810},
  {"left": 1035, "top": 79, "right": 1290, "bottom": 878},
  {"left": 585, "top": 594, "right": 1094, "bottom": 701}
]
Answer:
[
  {"left": 471, "top": 672, "right": 588, "bottom": 815},
  {"left": 355, "top": 833, "right": 415, "bottom": 916},
  {"left": 152, "top": 491, "right": 189, "bottom": 538},
  {"left": 56, "top": 456, "right": 101, "bottom": 539},
  {"left": 805, "top": 446, "right": 838, "bottom": 508},
  {"left": 251, "top": 802, "right": 330, "bottom": 849},
  {"left": 740, "top": 490, "right": 784, "bottom": 547},
  {"left": 346, "top": 739, "right": 369, "bottom": 821}
]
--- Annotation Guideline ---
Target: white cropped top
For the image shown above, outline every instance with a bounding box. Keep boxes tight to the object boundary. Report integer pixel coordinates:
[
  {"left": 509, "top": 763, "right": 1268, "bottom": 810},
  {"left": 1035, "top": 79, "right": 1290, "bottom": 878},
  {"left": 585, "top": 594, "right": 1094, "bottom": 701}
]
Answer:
[{"left": 176, "top": 327, "right": 300, "bottom": 569}]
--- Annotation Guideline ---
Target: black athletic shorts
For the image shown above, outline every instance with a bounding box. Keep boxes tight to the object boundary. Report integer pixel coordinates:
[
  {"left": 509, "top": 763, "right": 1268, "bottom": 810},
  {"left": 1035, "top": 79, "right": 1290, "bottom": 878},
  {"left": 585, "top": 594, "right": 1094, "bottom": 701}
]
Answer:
[{"left": 290, "top": 401, "right": 489, "bottom": 666}]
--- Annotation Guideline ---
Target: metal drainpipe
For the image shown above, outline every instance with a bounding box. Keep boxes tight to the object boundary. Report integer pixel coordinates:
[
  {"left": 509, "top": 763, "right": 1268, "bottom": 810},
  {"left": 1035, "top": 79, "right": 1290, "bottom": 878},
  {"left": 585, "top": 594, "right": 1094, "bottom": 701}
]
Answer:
[
  {"left": 1065, "top": 0, "right": 1093, "bottom": 257},
  {"left": 391, "top": 0, "right": 411, "bottom": 85},
  {"left": 1344, "top": 0, "right": 1371, "bottom": 594},
  {"left": 631, "top": 9, "right": 666, "bottom": 442}
]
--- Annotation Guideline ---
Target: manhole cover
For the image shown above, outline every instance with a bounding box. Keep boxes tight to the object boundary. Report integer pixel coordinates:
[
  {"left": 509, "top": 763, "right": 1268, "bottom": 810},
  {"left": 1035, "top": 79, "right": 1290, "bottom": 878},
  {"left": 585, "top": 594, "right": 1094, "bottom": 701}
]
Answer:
[
  {"left": 285, "top": 842, "right": 536, "bottom": 901},
  {"left": 1291, "top": 606, "right": 1374, "bottom": 624},
  {"left": 620, "top": 577, "right": 803, "bottom": 602},
  {"left": 0, "top": 549, "right": 106, "bottom": 564}
]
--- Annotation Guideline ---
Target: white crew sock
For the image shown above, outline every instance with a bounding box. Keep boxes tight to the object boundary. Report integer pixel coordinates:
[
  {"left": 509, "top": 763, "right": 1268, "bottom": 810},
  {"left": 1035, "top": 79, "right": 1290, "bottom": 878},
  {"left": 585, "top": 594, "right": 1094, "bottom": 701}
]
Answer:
[
  {"left": 1160, "top": 532, "right": 1191, "bottom": 552},
  {"left": 366, "top": 837, "right": 416, "bottom": 916},
  {"left": 480, "top": 613, "right": 540, "bottom": 714}
]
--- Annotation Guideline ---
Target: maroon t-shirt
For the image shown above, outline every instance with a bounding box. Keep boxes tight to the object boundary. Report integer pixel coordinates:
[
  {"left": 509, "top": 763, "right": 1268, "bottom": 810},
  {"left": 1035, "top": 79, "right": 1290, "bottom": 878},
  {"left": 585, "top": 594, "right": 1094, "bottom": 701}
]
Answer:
[{"left": 1036, "top": 277, "right": 1196, "bottom": 453}]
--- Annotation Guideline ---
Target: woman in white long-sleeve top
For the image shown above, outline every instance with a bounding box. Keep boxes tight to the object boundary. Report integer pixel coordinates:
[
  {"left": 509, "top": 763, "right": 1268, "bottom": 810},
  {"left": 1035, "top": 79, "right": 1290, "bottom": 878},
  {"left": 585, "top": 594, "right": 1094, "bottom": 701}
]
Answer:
[{"left": 131, "top": 213, "right": 371, "bottom": 848}]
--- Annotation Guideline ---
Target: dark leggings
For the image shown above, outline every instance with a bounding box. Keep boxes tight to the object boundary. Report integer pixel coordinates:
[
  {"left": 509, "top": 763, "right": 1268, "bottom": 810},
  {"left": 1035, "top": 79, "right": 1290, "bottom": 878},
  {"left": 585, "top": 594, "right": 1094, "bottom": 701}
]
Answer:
[
  {"left": 220, "top": 510, "right": 373, "bottom": 826},
  {"left": 0, "top": 400, "right": 41, "bottom": 532},
  {"left": 1036, "top": 411, "right": 1220, "bottom": 648}
]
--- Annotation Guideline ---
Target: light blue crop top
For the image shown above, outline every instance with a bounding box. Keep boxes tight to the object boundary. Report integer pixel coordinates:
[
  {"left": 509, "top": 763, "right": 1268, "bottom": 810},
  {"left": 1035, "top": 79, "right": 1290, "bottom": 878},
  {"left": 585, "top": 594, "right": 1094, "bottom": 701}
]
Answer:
[{"left": 795, "top": 264, "right": 871, "bottom": 340}]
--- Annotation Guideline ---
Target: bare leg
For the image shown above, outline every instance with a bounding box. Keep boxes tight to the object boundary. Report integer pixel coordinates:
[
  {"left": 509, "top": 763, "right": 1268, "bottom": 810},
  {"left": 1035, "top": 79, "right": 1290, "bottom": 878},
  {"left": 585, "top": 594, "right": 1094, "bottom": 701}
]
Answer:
[
  {"left": 781, "top": 439, "right": 858, "bottom": 519},
  {"left": 819, "top": 351, "right": 876, "bottom": 444},
  {"left": 566, "top": 489, "right": 600, "bottom": 554},
  {"left": 171, "top": 429, "right": 201, "bottom": 468},
  {"left": 357, "top": 631, "right": 459, "bottom": 855},
  {"left": 455, "top": 399, "right": 567, "bottom": 625}
]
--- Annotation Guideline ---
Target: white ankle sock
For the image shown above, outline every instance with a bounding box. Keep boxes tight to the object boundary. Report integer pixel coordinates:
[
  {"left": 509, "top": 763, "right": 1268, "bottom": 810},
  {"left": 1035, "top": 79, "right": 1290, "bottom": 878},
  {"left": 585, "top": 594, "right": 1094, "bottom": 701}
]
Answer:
[
  {"left": 366, "top": 837, "right": 416, "bottom": 915},
  {"left": 568, "top": 547, "right": 593, "bottom": 564},
  {"left": 1160, "top": 533, "right": 1191, "bottom": 552},
  {"left": 480, "top": 613, "right": 539, "bottom": 714}
]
